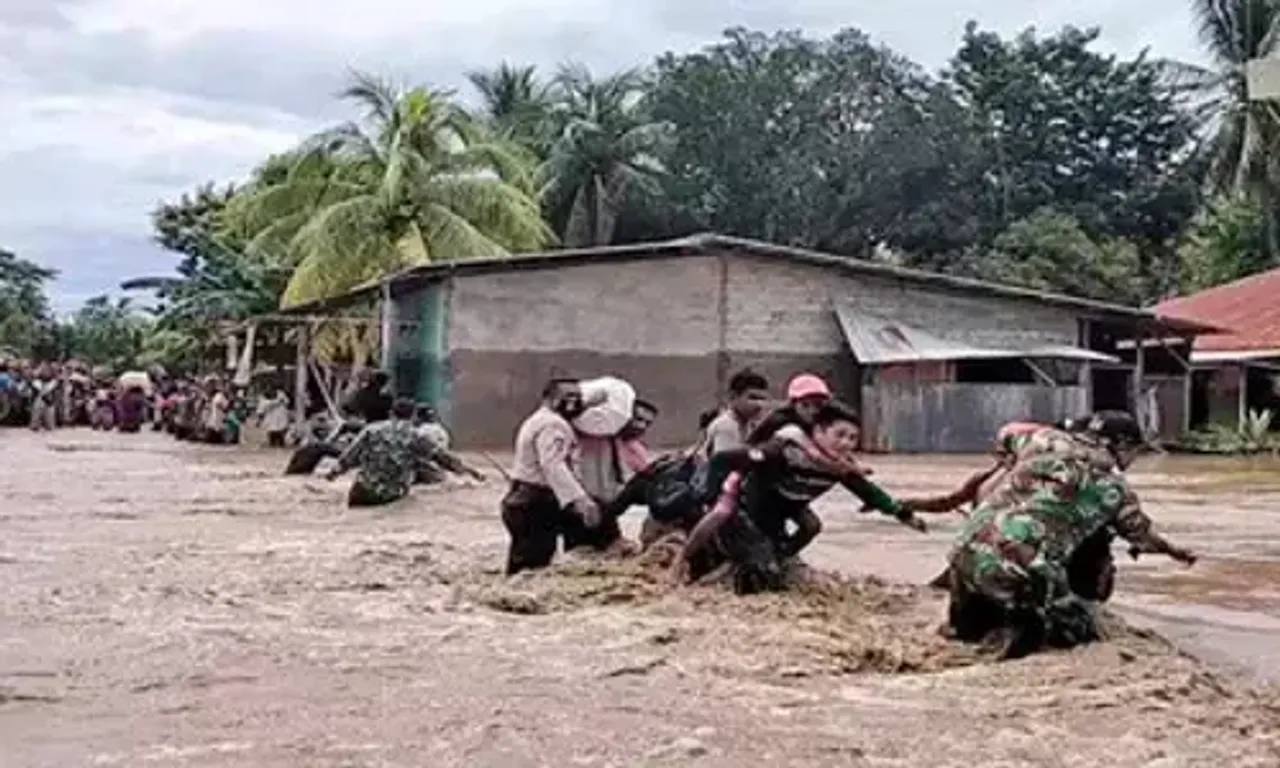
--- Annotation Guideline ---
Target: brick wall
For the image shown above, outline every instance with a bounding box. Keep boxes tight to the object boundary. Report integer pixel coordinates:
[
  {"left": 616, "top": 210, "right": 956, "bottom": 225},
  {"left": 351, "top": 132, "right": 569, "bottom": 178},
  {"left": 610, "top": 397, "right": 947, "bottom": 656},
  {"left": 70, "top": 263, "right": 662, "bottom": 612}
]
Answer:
[
  {"left": 445, "top": 255, "right": 722, "bottom": 446},
  {"left": 448, "top": 255, "right": 721, "bottom": 354},
  {"left": 722, "top": 254, "right": 1078, "bottom": 352},
  {"left": 430, "top": 248, "right": 1091, "bottom": 449}
]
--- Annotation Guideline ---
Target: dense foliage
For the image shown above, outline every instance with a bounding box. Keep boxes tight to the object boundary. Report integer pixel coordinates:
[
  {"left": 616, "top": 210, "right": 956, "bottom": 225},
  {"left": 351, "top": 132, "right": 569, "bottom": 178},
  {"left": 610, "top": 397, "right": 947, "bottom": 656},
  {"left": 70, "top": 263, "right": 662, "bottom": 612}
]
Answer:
[{"left": 7, "top": 6, "right": 1276, "bottom": 370}]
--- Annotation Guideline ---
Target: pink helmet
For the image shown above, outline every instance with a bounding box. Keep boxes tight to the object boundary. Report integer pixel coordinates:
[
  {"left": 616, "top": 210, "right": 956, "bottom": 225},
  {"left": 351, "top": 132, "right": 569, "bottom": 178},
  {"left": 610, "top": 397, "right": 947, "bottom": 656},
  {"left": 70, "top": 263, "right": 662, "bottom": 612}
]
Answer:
[{"left": 786, "top": 373, "right": 831, "bottom": 401}]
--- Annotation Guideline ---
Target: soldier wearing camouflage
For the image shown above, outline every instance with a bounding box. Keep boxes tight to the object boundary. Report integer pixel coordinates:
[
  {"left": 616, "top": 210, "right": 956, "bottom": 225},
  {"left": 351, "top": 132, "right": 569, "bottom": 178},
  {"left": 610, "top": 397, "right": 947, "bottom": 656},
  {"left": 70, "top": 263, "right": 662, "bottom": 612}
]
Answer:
[
  {"left": 329, "top": 399, "right": 440, "bottom": 506},
  {"left": 948, "top": 414, "right": 1195, "bottom": 658}
]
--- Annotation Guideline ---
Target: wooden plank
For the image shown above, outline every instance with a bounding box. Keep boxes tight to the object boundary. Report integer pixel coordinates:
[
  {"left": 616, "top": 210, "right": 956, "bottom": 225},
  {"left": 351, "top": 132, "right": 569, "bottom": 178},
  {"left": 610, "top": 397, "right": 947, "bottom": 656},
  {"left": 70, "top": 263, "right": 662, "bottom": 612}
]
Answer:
[{"left": 864, "top": 383, "right": 1087, "bottom": 452}]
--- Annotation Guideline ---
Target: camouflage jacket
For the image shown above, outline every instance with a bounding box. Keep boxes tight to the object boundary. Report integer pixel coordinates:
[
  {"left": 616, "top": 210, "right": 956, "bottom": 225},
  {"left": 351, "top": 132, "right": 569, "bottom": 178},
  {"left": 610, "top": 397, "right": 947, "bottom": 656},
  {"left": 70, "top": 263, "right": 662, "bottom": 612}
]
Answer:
[
  {"left": 951, "top": 429, "right": 1152, "bottom": 603},
  {"left": 336, "top": 419, "right": 437, "bottom": 502}
]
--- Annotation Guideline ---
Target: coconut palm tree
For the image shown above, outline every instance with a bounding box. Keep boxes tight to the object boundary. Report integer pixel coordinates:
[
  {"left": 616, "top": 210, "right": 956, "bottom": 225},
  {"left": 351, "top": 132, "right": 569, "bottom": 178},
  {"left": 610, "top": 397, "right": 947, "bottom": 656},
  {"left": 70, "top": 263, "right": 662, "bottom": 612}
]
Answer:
[
  {"left": 467, "top": 62, "right": 553, "bottom": 154},
  {"left": 226, "top": 71, "right": 551, "bottom": 308},
  {"left": 541, "top": 64, "right": 673, "bottom": 247},
  {"left": 1169, "top": 1, "right": 1280, "bottom": 249}
]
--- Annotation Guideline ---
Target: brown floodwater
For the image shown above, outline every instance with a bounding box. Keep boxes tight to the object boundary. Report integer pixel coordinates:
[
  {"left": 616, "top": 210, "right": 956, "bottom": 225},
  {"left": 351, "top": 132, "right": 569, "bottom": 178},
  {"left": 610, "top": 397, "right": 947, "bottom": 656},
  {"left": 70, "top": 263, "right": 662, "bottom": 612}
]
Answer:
[{"left": 1, "top": 430, "right": 1278, "bottom": 767}]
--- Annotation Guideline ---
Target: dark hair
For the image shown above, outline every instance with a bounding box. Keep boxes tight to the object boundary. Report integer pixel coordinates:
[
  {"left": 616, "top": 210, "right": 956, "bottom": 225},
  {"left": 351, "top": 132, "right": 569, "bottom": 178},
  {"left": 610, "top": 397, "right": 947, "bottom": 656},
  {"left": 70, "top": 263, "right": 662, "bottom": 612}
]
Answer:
[
  {"left": 634, "top": 398, "right": 658, "bottom": 414},
  {"left": 1085, "top": 410, "right": 1144, "bottom": 446},
  {"left": 812, "top": 400, "right": 861, "bottom": 429},
  {"left": 391, "top": 397, "right": 416, "bottom": 420},
  {"left": 372, "top": 371, "right": 390, "bottom": 386},
  {"left": 728, "top": 368, "right": 769, "bottom": 397},
  {"left": 698, "top": 408, "right": 719, "bottom": 430},
  {"left": 542, "top": 377, "right": 577, "bottom": 399}
]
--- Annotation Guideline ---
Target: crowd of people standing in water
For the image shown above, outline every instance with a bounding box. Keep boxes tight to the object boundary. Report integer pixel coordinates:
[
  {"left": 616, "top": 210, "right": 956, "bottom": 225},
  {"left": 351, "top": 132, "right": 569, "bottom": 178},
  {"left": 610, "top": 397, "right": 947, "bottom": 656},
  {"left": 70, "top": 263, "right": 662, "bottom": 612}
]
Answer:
[
  {"left": 6, "top": 353, "right": 1202, "bottom": 662},
  {"left": 274, "top": 362, "right": 1201, "bottom": 660},
  {"left": 488, "top": 368, "right": 1199, "bottom": 661},
  {"left": 0, "top": 357, "right": 260, "bottom": 443},
  {"left": 0, "top": 359, "right": 158, "bottom": 432}
]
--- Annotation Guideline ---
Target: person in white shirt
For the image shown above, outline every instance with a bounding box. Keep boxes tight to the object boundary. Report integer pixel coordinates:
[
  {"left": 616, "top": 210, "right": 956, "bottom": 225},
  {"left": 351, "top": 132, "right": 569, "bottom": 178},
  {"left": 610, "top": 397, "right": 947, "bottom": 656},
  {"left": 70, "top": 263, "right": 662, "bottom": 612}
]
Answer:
[{"left": 256, "top": 388, "right": 291, "bottom": 447}]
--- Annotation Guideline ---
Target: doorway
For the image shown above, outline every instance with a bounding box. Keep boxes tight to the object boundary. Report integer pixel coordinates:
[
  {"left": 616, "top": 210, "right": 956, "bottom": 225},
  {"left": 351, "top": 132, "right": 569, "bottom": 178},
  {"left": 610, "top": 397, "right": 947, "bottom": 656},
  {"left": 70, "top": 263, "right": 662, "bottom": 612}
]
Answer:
[{"left": 1091, "top": 367, "right": 1132, "bottom": 413}]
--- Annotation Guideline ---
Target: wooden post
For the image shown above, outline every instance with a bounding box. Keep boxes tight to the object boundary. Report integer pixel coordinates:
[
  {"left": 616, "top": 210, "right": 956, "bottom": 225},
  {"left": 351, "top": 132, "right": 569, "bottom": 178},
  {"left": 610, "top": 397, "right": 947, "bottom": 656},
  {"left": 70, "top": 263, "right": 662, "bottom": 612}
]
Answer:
[
  {"left": 225, "top": 328, "right": 239, "bottom": 372},
  {"left": 1079, "top": 319, "right": 1093, "bottom": 413},
  {"left": 1131, "top": 327, "right": 1146, "bottom": 416},
  {"left": 1179, "top": 336, "right": 1194, "bottom": 433},
  {"left": 293, "top": 324, "right": 309, "bottom": 424},
  {"left": 1238, "top": 362, "right": 1249, "bottom": 427},
  {"left": 379, "top": 281, "right": 395, "bottom": 374}
]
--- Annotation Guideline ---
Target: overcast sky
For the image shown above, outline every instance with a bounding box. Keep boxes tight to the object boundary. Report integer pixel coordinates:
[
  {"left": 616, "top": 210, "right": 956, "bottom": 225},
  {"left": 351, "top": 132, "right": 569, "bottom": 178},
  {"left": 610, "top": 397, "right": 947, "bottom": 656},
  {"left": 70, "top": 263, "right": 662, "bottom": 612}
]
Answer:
[{"left": 0, "top": 1, "right": 1203, "bottom": 312}]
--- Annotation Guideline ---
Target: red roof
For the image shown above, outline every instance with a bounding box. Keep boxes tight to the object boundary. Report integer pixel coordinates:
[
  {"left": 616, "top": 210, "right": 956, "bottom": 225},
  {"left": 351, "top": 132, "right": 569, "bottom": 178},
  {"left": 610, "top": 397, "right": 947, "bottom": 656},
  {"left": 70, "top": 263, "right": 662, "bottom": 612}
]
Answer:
[{"left": 1154, "top": 267, "right": 1280, "bottom": 353}]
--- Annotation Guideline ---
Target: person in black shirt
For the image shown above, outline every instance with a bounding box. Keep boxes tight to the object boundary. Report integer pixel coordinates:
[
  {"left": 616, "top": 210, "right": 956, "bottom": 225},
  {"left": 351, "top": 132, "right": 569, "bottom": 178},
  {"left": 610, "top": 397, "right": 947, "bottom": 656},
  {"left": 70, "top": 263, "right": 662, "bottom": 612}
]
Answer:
[
  {"left": 345, "top": 370, "right": 393, "bottom": 423},
  {"left": 676, "top": 401, "right": 926, "bottom": 593}
]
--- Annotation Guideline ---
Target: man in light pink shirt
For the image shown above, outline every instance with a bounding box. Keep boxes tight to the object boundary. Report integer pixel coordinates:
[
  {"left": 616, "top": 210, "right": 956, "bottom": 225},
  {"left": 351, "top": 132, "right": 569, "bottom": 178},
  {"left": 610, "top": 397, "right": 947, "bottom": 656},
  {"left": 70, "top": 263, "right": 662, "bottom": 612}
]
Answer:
[{"left": 578, "top": 399, "right": 657, "bottom": 502}]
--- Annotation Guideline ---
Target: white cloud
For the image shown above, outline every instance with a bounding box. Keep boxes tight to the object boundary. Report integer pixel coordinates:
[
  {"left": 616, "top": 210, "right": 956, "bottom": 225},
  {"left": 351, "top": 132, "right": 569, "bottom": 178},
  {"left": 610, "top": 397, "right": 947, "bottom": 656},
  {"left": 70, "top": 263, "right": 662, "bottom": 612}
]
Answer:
[{"left": 0, "top": 0, "right": 1204, "bottom": 308}]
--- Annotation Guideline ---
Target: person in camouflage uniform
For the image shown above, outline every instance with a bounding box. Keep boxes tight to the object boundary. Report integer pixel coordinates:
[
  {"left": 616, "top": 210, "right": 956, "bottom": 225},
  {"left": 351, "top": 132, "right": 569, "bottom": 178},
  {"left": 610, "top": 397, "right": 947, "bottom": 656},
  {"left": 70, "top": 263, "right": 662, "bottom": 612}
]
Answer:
[
  {"left": 948, "top": 411, "right": 1197, "bottom": 659},
  {"left": 326, "top": 398, "right": 480, "bottom": 507}
]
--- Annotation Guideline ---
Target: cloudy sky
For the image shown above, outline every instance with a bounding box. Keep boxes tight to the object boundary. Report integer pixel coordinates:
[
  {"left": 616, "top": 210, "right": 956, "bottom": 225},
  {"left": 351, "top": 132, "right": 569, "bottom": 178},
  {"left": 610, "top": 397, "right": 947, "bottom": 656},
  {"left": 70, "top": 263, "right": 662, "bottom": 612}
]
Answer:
[{"left": 1, "top": 0, "right": 1203, "bottom": 311}]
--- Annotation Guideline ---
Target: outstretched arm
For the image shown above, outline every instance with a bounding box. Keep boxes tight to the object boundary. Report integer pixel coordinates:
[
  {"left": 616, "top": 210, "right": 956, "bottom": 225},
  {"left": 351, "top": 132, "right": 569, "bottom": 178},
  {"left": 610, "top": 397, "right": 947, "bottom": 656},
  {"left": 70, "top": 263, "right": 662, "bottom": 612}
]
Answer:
[
  {"left": 433, "top": 449, "right": 485, "bottom": 480},
  {"left": 1111, "top": 479, "right": 1197, "bottom": 565},
  {"left": 327, "top": 426, "right": 370, "bottom": 479},
  {"left": 896, "top": 461, "right": 1006, "bottom": 515}
]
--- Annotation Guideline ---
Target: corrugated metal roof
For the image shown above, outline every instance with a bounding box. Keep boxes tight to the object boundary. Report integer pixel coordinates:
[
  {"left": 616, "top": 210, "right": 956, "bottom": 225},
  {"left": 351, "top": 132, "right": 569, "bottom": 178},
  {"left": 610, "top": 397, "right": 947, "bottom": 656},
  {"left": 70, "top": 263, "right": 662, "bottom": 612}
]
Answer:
[
  {"left": 834, "top": 303, "right": 1119, "bottom": 365},
  {"left": 277, "top": 233, "right": 1220, "bottom": 336},
  {"left": 1154, "top": 267, "right": 1280, "bottom": 354}
]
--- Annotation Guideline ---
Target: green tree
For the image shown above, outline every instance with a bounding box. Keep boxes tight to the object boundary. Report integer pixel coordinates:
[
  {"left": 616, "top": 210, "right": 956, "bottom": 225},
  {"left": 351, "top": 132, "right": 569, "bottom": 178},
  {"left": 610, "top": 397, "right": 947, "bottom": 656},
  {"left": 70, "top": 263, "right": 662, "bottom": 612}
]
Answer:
[
  {"left": 64, "top": 296, "right": 152, "bottom": 369},
  {"left": 0, "top": 248, "right": 58, "bottom": 358},
  {"left": 540, "top": 64, "right": 673, "bottom": 247},
  {"left": 966, "top": 209, "right": 1148, "bottom": 305},
  {"left": 151, "top": 183, "right": 240, "bottom": 279},
  {"left": 948, "top": 24, "right": 1200, "bottom": 289},
  {"left": 648, "top": 28, "right": 985, "bottom": 258},
  {"left": 1179, "top": 195, "right": 1275, "bottom": 291},
  {"left": 226, "top": 71, "right": 550, "bottom": 308},
  {"left": 467, "top": 63, "right": 553, "bottom": 155},
  {"left": 1168, "top": 0, "right": 1280, "bottom": 254},
  {"left": 649, "top": 28, "right": 836, "bottom": 245}
]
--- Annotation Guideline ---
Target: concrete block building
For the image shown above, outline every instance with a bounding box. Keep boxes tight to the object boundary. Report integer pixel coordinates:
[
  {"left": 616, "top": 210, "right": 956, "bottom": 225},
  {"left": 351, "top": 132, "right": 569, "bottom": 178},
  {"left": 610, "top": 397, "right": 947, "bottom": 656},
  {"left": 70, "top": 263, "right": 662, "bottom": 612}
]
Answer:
[{"left": 286, "top": 234, "right": 1211, "bottom": 451}]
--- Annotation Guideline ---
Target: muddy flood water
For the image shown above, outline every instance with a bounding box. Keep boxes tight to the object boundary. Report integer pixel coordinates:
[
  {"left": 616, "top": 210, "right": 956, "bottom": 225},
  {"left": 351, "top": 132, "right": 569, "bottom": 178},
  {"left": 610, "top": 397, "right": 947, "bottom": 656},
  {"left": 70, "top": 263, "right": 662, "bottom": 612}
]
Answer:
[{"left": 2, "top": 429, "right": 1278, "bottom": 767}]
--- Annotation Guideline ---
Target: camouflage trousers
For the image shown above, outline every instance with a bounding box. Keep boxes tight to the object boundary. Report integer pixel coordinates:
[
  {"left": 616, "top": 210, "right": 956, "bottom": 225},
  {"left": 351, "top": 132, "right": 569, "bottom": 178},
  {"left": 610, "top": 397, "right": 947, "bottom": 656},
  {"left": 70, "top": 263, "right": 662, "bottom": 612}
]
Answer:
[{"left": 948, "top": 548, "right": 1101, "bottom": 658}]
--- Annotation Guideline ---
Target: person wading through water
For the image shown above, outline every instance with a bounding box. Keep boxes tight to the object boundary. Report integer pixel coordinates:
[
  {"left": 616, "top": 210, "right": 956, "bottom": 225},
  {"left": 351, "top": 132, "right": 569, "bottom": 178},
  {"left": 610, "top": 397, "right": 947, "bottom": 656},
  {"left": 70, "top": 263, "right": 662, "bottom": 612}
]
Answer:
[
  {"left": 944, "top": 411, "right": 1197, "bottom": 660},
  {"left": 604, "top": 370, "right": 772, "bottom": 548},
  {"left": 576, "top": 399, "right": 658, "bottom": 540},
  {"left": 703, "top": 369, "right": 771, "bottom": 456},
  {"left": 912, "top": 416, "right": 1123, "bottom": 591},
  {"left": 673, "top": 401, "right": 930, "bottom": 594},
  {"left": 325, "top": 397, "right": 475, "bottom": 507},
  {"left": 744, "top": 372, "right": 874, "bottom": 476},
  {"left": 256, "top": 388, "right": 291, "bottom": 447},
  {"left": 503, "top": 378, "right": 626, "bottom": 575}
]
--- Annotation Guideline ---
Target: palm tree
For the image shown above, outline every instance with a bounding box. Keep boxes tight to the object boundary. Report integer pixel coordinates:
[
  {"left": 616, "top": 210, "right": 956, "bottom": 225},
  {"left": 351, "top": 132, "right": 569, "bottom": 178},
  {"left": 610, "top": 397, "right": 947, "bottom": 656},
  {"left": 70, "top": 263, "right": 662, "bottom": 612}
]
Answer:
[
  {"left": 1172, "top": 1, "right": 1280, "bottom": 248},
  {"left": 541, "top": 64, "right": 673, "bottom": 247},
  {"left": 467, "top": 63, "right": 553, "bottom": 154},
  {"left": 227, "top": 71, "right": 551, "bottom": 308}
]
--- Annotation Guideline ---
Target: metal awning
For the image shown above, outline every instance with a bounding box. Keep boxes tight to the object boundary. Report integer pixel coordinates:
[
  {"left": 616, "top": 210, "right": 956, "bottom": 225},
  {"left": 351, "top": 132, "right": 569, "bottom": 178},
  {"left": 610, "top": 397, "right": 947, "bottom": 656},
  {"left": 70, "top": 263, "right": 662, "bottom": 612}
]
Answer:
[{"left": 834, "top": 303, "right": 1119, "bottom": 365}]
